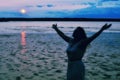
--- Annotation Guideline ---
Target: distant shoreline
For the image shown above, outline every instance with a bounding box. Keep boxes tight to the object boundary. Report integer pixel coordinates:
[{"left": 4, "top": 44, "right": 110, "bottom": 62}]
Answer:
[{"left": 0, "top": 18, "right": 120, "bottom": 22}]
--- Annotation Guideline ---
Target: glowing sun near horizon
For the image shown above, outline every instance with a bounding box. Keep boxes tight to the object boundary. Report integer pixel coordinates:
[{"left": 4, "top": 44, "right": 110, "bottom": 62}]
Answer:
[{"left": 20, "top": 9, "right": 27, "bottom": 14}]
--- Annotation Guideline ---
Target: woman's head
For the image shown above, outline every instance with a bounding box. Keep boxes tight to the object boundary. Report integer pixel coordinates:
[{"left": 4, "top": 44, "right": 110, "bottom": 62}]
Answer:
[{"left": 72, "top": 27, "right": 87, "bottom": 41}]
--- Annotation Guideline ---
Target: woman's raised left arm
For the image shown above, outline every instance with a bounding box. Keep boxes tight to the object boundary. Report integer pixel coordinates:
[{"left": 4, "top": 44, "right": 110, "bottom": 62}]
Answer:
[{"left": 87, "top": 23, "right": 112, "bottom": 43}]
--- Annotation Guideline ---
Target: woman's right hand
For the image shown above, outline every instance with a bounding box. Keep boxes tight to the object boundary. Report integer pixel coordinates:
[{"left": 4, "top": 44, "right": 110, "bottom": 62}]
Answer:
[{"left": 52, "top": 24, "right": 57, "bottom": 29}]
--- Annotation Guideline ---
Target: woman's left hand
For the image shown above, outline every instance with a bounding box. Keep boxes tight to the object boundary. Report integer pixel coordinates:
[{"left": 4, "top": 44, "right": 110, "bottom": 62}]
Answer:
[{"left": 101, "top": 23, "right": 112, "bottom": 30}]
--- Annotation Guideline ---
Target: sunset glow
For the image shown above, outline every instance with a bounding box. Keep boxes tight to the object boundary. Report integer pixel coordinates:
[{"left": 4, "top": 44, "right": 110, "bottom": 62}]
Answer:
[
  {"left": 20, "top": 9, "right": 26, "bottom": 14},
  {"left": 0, "top": 0, "right": 120, "bottom": 18}
]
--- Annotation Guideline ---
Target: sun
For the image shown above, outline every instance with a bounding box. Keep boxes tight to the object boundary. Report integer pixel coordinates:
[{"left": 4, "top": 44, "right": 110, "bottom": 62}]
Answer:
[{"left": 20, "top": 9, "right": 27, "bottom": 14}]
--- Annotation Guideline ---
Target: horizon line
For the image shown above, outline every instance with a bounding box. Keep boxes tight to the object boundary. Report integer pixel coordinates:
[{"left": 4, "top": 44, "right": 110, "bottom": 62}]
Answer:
[{"left": 0, "top": 18, "right": 120, "bottom": 22}]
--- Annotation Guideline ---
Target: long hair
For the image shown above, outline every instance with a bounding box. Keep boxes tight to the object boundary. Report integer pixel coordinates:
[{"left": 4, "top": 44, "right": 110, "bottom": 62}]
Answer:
[{"left": 72, "top": 27, "right": 87, "bottom": 42}]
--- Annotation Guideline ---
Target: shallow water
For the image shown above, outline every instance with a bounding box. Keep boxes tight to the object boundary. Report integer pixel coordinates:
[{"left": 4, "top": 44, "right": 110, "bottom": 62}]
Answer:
[
  {"left": 0, "top": 32, "right": 120, "bottom": 80},
  {"left": 0, "top": 21, "right": 120, "bottom": 80}
]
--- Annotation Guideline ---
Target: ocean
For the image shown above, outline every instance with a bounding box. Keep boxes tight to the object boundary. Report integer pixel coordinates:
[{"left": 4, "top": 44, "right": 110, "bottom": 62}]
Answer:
[
  {"left": 0, "top": 21, "right": 120, "bottom": 80},
  {"left": 0, "top": 21, "right": 120, "bottom": 34}
]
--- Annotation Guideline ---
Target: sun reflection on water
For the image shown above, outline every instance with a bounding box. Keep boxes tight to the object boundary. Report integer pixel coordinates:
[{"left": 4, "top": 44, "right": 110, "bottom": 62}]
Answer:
[
  {"left": 21, "top": 31, "right": 27, "bottom": 54},
  {"left": 21, "top": 31, "right": 26, "bottom": 46}
]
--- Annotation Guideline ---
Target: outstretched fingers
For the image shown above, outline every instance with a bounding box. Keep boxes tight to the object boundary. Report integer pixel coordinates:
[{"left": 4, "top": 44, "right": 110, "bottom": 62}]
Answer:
[
  {"left": 102, "top": 23, "right": 112, "bottom": 30},
  {"left": 52, "top": 24, "right": 57, "bottom": 29},
  {"left": 106, "top": 23, "right": 112, "bottom": 29},
  {"left": 107, "top": 24, "right": 112, "bottom": 28}
]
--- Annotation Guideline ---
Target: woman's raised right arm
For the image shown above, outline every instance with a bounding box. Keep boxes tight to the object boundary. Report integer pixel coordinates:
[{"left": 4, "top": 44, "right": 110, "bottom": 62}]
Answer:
[{"left": 52, "top": 24, "right": 72, "bottom": 43}]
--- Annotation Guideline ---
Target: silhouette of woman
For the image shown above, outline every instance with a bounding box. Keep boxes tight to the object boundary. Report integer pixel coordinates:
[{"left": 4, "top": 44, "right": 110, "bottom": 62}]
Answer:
[{"left": 52, "top": 23, "right": 112, "bottom": 80}]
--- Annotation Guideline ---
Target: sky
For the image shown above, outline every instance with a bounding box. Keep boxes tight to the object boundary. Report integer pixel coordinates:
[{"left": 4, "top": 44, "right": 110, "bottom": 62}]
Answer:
[{"left": 0, "top": 0, "right": 120, "bottom": 18}]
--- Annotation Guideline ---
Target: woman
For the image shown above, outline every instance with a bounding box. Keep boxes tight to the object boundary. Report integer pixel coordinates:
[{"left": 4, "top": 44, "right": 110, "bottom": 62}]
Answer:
[{"left": 52, "top": 23, "right": 111, "bottom": 80}]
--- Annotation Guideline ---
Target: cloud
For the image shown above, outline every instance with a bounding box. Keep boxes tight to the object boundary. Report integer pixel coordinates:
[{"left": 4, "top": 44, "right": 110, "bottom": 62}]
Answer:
[
  {"left": 25, "top": 5, "right": 34, "bottom": 8},
  {"left": 66, "top": 7, "right": 120, "bottom": 18},
  {"left": 36, "top": 5, "right": 43, "bottom": 8},
  {"left": 97, "top": 0, "right": 120, "bottom": 8},
  {"left": 102, "top": 0, "right": 119, "bottom": 2},
  {"left": 47, "top": 4, "right": 54, "bottom": 7},
  {"left": 35, "top": 4, "right": 90, "bottom": 11},
  {"left": 0, "top": 0, "right": 120, "bottom": 18},
  {"left": 36, "top": 4, "right": 53, "bottom": 8}
]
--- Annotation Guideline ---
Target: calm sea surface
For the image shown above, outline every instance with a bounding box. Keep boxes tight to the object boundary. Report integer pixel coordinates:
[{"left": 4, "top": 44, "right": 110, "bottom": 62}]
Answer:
[
  {"left": 0, "top": 22, "right": 120, "bottom": 80},
  {"left": 0, "top": 21, "right": 120, "bottom": 34}
]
